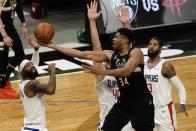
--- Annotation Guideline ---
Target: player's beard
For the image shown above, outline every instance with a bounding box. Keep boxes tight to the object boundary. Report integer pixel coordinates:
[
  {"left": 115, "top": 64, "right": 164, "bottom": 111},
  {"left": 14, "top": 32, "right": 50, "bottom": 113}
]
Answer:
[
  {"left": 24, "top": 70, "right": 38, "bottom": 79},
  {"left": 148, "top": 50, "right": 160, "bottom": 58}
]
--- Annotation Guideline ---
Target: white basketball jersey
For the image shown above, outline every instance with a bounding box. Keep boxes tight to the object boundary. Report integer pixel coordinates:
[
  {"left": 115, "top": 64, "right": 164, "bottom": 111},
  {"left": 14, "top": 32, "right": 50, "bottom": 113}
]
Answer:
[
  {"left": 96, "top": 75, "right": 119, "bottom": 127},
  {"left": 144, "top": 58, "right": 172, "bottom": 107},
  {"left": 96, "top": 76, "right": 132, "bottom": 131},
  {"left": 19, "top": 80, "right": 46, "bottom": 130}
]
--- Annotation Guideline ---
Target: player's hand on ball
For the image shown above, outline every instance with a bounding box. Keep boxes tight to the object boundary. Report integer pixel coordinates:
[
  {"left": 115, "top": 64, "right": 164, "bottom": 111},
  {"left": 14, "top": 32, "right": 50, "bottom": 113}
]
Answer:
[
  {"left": 37, "top": 40, "right": 52, "bottom": 46},
  {"left": 32, "top": 41, "right": 39, "bottom": 51}
]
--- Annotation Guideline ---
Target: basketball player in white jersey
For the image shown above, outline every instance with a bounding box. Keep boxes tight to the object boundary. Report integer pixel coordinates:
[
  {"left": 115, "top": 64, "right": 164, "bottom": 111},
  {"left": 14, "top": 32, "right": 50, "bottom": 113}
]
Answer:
[
  {"left": 144, "top": 36, "right": 188, "bottom": 131},
  {"left": 18, "top": 39, "right": 56, "bottom": 131},
  {"left": 87, "top": 2, "right": 132, "bottom": 130}
]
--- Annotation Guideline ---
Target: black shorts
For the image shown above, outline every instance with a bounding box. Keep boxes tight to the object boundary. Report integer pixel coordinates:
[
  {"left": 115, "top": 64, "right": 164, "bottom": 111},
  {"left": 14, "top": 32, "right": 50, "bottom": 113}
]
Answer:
[{"left": 102, "top": 95, "right": 155, "bottom": 131}]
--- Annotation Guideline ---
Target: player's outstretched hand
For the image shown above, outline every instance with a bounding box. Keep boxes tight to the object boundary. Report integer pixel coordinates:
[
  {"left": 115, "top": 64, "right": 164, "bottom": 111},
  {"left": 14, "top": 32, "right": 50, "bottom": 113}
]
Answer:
[
  {"left": 38, "top": 40, "right": 55, "bottom": 48},
  {"left": 87, "top": 0, "right": 101, "bottom": 21},
  {"left": 21, "top": 25, "right": 28, "bottom": 38},
  {"left": 117, "top": 4, "right": 130, "bottom": 25},
  {"left": 82, "top": 64, "right": 105, "bottom": 75}
]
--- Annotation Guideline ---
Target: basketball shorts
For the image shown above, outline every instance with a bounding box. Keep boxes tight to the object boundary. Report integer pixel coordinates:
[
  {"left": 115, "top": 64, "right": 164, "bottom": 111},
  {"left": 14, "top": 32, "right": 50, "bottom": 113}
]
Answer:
[
  {"left": 121, "top": 122, "right": 132, "bottom": 131},
  {"left": 102, "top": 95, "right": 155, "bottom": 131},
  {"left": 154, "top": 102, "right": 177, "bottom": 131}
]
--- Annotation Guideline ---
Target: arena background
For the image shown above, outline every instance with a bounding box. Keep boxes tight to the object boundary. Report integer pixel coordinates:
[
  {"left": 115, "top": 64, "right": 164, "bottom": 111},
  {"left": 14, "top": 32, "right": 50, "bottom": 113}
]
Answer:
[{"left": 0, "top": 0, "right": 196, "bottom": 130}]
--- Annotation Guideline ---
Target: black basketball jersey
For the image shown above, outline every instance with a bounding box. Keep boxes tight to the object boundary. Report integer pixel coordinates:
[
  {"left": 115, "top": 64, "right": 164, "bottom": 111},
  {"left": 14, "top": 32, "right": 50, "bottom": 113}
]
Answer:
[
  {"left": 111, "top": 48, "right": 150, "bottom": 101},
  {"left": 1, "top": 0, "right": 25, "bottom": 30}
]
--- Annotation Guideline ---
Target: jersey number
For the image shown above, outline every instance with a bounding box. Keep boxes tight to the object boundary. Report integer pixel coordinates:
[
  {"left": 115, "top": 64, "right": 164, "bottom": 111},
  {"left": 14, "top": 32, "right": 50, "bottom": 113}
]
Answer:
[{"left": 119, "top": 78, "right": 129, "bottom": 86}]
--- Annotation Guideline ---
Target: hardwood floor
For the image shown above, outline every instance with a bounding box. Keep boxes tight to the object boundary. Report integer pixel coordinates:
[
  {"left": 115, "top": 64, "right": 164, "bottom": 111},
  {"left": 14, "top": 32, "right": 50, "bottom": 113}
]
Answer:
[{"left": 0, "top": 57, "right": 196, "bottom": 131}]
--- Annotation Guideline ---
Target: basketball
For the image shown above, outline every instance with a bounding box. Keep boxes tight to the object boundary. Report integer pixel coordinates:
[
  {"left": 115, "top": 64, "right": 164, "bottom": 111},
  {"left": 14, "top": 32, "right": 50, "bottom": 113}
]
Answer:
[{"left": 34, "top": 23, "right": 54, "bottom": 44}]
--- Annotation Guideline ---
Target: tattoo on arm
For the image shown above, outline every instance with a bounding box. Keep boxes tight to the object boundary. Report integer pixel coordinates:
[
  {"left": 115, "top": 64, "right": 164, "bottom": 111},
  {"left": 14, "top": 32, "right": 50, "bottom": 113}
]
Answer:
[{"left": 27, "top": 80, "right": 48, "bottom": 94}]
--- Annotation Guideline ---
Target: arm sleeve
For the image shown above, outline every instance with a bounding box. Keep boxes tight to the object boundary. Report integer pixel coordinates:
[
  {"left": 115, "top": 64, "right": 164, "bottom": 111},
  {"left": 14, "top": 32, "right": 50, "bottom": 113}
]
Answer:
[
  {"left": 15, "top": 0, "right": 25, "bottom": 23},
  {"left": 170, "top": 75, "right": 186, "bottom": 104},
  {"left": 31, "top": 50, "right": 40, "bottom": 67}
]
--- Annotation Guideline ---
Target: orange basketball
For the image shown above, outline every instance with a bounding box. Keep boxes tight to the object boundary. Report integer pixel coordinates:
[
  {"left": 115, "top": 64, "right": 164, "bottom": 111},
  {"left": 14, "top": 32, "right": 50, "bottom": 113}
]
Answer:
[{"left": 34, "top": 23, "right": 54, "bottom": 44}]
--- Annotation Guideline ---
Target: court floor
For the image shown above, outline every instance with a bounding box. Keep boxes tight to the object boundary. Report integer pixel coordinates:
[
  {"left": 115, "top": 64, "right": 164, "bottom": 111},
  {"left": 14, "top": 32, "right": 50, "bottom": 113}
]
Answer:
[{"left": 0, "top": 56, "right": 196, "bottom": 131}]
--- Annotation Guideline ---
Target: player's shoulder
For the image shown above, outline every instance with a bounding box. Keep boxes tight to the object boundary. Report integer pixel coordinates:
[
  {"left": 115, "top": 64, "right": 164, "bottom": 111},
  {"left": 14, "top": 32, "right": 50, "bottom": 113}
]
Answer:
[
  {"left": 132, "top": 47, "right": 142, "bottom": 52},
  {"left": 104, "top": 50, "right": 113, "bottom": 53},
  {"left": 130, "top": 48, "right": 143, "bottom": 55},
  {"left": 129, "top": 48, "right": 144, "bottom": 64},
  {"left": 162, "top": 59, "right": 174, "bottom": 69},
  {"left": 161, "top": 59, "right": 176, "bottom": 77},
  {"left": 25, "top": 79, "right": 40, "bottom": 88}
]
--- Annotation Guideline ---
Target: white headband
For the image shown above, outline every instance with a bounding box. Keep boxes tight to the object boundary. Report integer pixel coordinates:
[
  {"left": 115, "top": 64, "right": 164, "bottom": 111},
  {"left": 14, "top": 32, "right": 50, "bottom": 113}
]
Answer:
[{"left": 18, "top": 59, "right": 31, "bottom": 73}]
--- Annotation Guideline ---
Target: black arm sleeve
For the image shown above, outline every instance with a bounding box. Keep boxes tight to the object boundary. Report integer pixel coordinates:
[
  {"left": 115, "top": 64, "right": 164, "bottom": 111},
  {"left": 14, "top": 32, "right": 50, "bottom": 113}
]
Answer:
[{"left": 15, "top": 0, "right": 25, "bottom": 23}]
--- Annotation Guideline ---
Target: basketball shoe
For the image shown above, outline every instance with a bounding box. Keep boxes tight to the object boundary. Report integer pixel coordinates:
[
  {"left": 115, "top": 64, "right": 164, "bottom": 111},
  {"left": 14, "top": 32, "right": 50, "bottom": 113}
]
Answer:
[{"left": 0, "top": 80, "right": 20, "bottom": 99}]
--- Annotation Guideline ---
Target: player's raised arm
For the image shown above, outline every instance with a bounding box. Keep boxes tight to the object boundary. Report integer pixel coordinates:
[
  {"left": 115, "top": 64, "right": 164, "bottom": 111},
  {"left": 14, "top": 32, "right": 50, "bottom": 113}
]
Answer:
[
  {"left": 40, "top": 40, "right": 111, "bottom": 63},
  {"left": 87, "top": 0, "right": 102, "bottom": 51},
  {"left": 25, "top": 63, "right": 56, "bottom": 96}
]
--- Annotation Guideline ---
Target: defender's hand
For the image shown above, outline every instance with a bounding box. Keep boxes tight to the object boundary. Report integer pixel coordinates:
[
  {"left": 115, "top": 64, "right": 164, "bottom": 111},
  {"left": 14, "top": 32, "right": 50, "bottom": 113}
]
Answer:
[
  {"left": 3, "top": 35, "right": 13, "bottom": 47},
  {"left": 21, "top": 26, "right": 28, "bottom": 38},
  {"left": 87, "top": 0, "right": 101, "bottom": 21}
]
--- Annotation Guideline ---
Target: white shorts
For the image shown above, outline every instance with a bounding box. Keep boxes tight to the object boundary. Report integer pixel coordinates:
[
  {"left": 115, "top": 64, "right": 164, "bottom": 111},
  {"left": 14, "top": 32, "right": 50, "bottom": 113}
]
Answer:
[
  {"left": 121, "top": 122, "right": 132, "bottom": 131},
  {"left": 154, "top": 102, "right": 177, "bottom": 131},
  {"left": 21, "top": 127, "right": 48, "bottom": 131},
  {"left": 98, "top": 98, "right": 116, "bottom": 130}
]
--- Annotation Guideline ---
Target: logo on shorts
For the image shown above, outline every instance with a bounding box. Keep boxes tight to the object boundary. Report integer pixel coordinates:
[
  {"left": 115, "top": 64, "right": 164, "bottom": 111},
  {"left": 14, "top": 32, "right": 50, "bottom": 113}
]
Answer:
[{"left": 109, "top": 0, "right": 138, "bottom": 22}]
